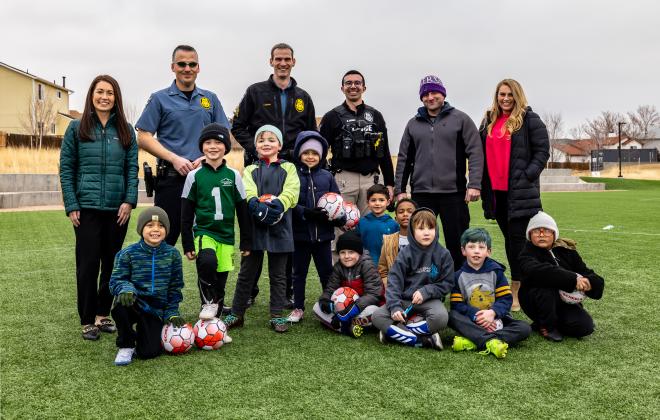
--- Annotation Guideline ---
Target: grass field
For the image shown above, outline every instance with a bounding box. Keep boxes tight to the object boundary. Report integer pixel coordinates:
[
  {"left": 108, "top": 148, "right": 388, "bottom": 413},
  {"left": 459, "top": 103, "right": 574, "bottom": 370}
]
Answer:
[{"left": 1, "top": 180, "right": 659, "bottom": 419}]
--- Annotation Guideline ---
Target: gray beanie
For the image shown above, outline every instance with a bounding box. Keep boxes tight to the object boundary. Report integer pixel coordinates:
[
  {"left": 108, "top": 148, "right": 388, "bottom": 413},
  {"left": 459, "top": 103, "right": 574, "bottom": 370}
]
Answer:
[
  {"left": 137, "top": 206, "right": 170, "bottom": 236},
  {"left": 254, "top": 124, "right": 283, "bottom": 146},
  {"left": 526, "top": 211, "right": 559, "bottom": 240},
  {"left": 299, "top": 138, "right": 323, "bottom": 157}
]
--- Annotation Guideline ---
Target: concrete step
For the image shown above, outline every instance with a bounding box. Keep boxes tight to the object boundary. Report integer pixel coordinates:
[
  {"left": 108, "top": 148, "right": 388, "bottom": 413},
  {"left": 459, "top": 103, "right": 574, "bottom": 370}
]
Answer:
[
  {"left": 541, "top": 182, "right": 606, "bottom": 192},
  {"left": 540, "top": 175, "right": 582, "bottom": 184},
  {"left": 0, "top": 174, "right": 61, "bottom": 192},
  {"left": 0, "top": 189, "right": 153, "bottom": 209},
  {"left": 542, "top": 168, "right": 573, "bottom": 176}
]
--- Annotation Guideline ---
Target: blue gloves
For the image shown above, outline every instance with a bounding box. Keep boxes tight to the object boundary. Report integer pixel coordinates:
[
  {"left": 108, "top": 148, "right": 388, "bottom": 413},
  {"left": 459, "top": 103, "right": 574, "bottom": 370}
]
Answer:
[
  {"left": 336, "top": 302, "right": 360, "bottom": 322},
  {"left": 249, "top": 197, "right": 283, "bottom": 226}
]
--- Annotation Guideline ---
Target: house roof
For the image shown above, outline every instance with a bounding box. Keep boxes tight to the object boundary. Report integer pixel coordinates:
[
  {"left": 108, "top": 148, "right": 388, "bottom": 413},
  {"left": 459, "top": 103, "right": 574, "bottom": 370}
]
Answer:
[
  {"left": 0, "top": 61, "right": 74, "bottom": 93},
  {"left": 555, "top": 143, "right": 588, "bottom": 156}
]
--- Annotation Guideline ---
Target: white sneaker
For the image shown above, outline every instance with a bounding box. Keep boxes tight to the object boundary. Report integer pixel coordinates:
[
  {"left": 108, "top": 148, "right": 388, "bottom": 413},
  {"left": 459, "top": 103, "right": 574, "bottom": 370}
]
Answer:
[
  {"left": 114, "top": 348, "right": 135, "bottom": 366},
  {"left": 199, "top": 303, "right": 219, "bottom": 320},
  {"left": 223, "top": 334, "right": 233, "bottom": 344},
  {"left": 287, "top": 308, "right": 304, "bottom": 323}
]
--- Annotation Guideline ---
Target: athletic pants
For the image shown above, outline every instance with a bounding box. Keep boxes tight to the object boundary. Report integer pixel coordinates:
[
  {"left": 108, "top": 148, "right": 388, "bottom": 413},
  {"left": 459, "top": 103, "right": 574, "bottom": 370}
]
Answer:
[
  {"left": 292, "top": 240, "right": 333, "bottom": 311},
  {"left": 231, "top": 251, "right": 288, "bottom": 317},
  {"left": 154, "top": 173, "right": 185, "bottom": 246},
  {"left": 448, "top": 311, "right": 531, "bottom": 349},
  {"left": 111, "top": 304, "right": 163, "bottom": 359},
  {"left": 372, "top": 299, "right": 448, "bottom": 334},
  {"left": 74, "top": 209, "right": 128, "bottom": 325}
]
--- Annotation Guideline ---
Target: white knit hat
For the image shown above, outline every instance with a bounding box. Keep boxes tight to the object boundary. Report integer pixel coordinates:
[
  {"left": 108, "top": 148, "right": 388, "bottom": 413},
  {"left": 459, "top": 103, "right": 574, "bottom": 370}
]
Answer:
[{"left": 526, "top": 211, "right": 559, "bottom": 240}]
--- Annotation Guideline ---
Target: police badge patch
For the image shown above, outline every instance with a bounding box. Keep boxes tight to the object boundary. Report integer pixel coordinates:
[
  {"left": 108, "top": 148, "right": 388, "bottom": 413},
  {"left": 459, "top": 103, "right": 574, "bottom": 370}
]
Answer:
[
  {"left": 295, "top": 98, "right": 305, "bottom": 112},
  {"left": 200, "top": 97, "right": 211, "bottom": 109},
  {"left": 364, "top": 111, "right": 374, "bottom": 123}
]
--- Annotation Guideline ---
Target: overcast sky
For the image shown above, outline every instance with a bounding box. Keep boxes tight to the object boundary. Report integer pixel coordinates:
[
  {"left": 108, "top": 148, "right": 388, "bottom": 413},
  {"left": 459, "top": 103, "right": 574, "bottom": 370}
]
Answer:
[{"left": 2, "top": 0, "right": 658, "bottom": 151}]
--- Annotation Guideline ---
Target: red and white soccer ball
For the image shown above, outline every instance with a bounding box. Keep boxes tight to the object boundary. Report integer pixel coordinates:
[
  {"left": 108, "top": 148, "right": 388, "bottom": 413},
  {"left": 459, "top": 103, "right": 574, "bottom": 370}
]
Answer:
[
  {"left": 317, "top": 192, "right": 345, "bottom": 220},
  {"left": 331, "top": 287, "right": 360, "bottom": 313},
  {"left": 342, "top": 201, "right": 361, "bottom": 230},
  {"left": 259, "top": 194, "right": 276, "bottom": 203},
  {"left": 559, "top": 289, "right": 586, "bottom": 305},
  {"left": 193, "top": 318, "right": 227, "bottom": 350},
  {"left": 161, "top": 323, "right": 195, "bottom": 354}
]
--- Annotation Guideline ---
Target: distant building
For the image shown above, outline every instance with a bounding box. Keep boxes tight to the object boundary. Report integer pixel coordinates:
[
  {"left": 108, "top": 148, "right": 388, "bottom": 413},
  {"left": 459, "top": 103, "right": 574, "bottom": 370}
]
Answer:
[{"left": 0, "top": 61, "right": 73, "bottom": 136}]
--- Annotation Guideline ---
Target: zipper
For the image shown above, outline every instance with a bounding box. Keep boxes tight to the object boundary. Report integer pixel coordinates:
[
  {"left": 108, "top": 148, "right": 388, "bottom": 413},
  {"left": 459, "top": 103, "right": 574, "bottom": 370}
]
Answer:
[
  {"left": 151, "top": 247, "right": 156, "bottom": 293},
  {"left": 101, "top": 126, "right": 106, "bottom": 207},
  {"left": 308, "top": 170, "right": 318, "bottom": 241}
]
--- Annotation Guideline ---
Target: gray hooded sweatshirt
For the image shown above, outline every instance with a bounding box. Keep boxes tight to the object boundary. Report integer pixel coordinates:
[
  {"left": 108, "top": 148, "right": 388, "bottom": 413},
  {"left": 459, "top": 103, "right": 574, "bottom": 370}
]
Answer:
[{"left": 385, "top": 212, "right": 455, "bottom": 315}]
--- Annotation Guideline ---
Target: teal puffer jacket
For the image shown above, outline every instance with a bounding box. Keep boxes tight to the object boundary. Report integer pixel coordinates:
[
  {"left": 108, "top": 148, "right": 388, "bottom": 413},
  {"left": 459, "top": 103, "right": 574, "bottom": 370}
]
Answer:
[{"left": 59, "top": 115, "right": 139, "bottom": 215}]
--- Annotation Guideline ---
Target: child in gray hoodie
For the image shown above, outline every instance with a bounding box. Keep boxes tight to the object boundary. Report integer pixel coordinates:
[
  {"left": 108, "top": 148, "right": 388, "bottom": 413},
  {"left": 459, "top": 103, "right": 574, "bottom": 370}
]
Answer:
[{"left": 371, "top": 208, "right": 454, "bottom": 350}]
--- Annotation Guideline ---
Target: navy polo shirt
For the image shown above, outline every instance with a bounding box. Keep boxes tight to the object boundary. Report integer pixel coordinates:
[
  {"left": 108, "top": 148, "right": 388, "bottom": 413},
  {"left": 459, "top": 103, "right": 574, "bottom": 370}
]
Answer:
[{"left": 136, "top": 80, "right": 230, "bottom": 161}]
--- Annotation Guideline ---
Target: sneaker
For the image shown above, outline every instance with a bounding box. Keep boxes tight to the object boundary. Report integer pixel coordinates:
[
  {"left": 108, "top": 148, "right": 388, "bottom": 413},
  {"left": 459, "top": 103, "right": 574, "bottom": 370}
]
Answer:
[
  {"left": 199, "top": 303, "right": 219, "bottom": 320},
  {"left": 270, "top": 317, "right": 289, "bottom": 333},
  {"left": 284, "top": 297, "right": 295, "bottom": 310},
  {"left": 223, "top": 334, "right": 233, "bottom": 344},
  {"left": 452, "top": 336, "right": 477, "bottom": 352},
  {"left": 114, "top": 348, "right": 135, "bottom": 366},
  {"left": 82, "top": 324, "right": 100, "bottom": 341},
  {"left": 378, "top": 330, "right": 388, "bottom": 344},
  {"left": 480, "top": 339, "right": 509, "bottom": 359},
  {"left": 350, "top": 321, "right": 364, "bottom": 338},
  {"left": 539, "top": 327, "right": 563, "bottom": 342},
  {"left": 223, "top": 313, "right": 244, "bottom": 330},
  {"left": 420, "top": 333, "right": 443, "bottom": 351},
  {"left": 96, "top": 318, "right": 116, "bottom": 333},
  {"left": 287, "top": 309, "right": 304, "bottom": 323},
  {"left": 220, "top": 305, "right": 232, "bottom": 316}
]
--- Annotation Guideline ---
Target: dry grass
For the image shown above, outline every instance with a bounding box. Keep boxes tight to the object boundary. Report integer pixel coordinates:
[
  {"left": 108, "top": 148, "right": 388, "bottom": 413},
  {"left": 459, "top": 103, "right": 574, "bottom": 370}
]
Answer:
[
  {"left": 0, "top": 146, "right": 245, "bottom": 175},
  {"left": 574, "top": 163, "right": 660, "bottom": 180}
]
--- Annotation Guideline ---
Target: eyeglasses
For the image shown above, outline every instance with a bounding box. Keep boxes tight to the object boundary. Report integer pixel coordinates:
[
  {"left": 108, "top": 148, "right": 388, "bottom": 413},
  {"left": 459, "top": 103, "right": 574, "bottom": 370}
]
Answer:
[
  {"left": 531, "top": 227, "right": 552, "bottom": 236},
  {"left": 174, "top": 61, "right": 198, "bottom": 69},
  {"left": 343, "top": 80, "right": 363, "bottom": 87}
]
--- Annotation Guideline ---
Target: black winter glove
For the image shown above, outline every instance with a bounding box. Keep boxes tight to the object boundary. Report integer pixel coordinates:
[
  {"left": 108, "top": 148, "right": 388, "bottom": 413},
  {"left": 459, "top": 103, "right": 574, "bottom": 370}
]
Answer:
[
  {"left": 320, "top": 300, "right": 334, "bottom": 314},
  {"left": 330, "top": 215, "right": 347, "bottom": 227},
  {"left": 304, "top": 207, "right": 329, "bottom": 223},
  {"left": 118, "top": 292, "right": 136, "bottom": 307}
]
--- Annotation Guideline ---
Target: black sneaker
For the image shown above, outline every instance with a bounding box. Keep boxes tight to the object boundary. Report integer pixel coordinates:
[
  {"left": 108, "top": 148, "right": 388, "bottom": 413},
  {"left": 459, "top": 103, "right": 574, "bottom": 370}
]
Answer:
[
  {"left": 420, "top": 333, "right": 443, "bottom": 350},
  {"left": 82, "top": 324, "right": 100, "bottom": 341},
  {"left": 220, "top": 305, "right": 232, "bottom": 316},
  {"left": 270, "top": 317, "right": 289, "bottom": 333},
  {"left": 223, "top": 313, "right": 244, "bottom": 330},
  {"left": 539, "top": 327, "right": 563, "bottom": 342}
]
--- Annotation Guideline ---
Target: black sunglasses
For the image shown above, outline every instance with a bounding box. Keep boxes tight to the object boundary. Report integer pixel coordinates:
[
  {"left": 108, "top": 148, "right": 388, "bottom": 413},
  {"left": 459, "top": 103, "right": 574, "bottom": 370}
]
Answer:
[{"left": 175, "top": 61, "right": 198, "bottom": 69}]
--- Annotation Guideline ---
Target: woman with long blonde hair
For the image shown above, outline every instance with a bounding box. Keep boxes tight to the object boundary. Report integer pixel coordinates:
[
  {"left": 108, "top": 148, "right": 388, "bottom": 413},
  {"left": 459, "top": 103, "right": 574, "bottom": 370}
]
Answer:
[{"left": 479, "top": 79, "right": 549, "bottom": 311}]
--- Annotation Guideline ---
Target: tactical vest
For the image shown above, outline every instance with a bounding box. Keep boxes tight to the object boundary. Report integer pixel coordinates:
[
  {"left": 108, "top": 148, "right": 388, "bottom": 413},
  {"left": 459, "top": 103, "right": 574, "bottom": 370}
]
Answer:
[{"left": 333, "top": 104, "right": 385, "bottom": 159}]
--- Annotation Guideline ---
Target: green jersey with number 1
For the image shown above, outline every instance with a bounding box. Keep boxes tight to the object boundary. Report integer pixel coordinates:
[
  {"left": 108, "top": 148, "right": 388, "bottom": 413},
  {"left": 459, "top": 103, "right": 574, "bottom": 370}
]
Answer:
[{"left": 181, "top": 161, "right": 246, "bottom": 245}]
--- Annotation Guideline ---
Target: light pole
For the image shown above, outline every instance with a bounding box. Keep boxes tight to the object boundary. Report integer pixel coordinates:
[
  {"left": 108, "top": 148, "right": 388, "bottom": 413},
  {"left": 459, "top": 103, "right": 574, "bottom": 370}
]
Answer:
[{"left": 618, "top": 121, "right": 626, "bottom": 178}]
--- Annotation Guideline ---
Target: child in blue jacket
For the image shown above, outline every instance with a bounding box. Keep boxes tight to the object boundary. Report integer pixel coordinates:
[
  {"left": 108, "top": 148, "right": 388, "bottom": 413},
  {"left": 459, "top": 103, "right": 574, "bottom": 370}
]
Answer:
[
  {"left": 287, "top": 131, "right": 345, "bottom": 323},
  {"left": 109, "top": 207, "right": 185, "bottom": 366}
]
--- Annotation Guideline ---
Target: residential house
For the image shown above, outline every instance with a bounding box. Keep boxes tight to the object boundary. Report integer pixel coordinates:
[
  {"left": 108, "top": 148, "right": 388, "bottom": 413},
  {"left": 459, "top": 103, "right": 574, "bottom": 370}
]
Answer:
[{"left": 0, "top": 61, "right": 73, "bottom": 137}]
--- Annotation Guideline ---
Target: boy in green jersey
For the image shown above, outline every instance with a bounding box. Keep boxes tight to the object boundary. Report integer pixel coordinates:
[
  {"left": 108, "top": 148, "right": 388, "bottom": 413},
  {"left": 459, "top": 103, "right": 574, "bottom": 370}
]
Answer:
[{"left": 181, "top": 123, "right": 252, "bottom": 321}]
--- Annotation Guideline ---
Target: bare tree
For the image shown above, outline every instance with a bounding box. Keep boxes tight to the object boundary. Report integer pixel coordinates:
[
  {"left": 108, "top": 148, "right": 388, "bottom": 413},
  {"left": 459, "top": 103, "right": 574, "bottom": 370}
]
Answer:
[
  {"left": 20, "top": 92, "right": 58, "bottom": 149},
  {"left": 124, "top": 102, "right": 140, "bottom": 127},
  {"left": 542, "top": 112, "right": 564, "bottom": 163},
  {"left": 569, "top": 124, "right": 585, "bottom": 140},
  {"left": 626, "top": 105, "right": 660, "bottom": 140},
  {"left": 583, "top": 111, "right": 626, "bottom": 150}
]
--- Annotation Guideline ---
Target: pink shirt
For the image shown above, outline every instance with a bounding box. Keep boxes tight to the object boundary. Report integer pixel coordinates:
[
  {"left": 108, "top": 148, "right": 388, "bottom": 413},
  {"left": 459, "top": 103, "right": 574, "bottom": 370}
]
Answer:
[{"left": 486, "top": 114, "right": 511, "bottom": 191}]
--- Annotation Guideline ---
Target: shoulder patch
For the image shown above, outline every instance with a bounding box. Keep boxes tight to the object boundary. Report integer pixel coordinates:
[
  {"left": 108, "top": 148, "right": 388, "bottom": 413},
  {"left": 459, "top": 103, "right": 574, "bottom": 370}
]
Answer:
[
  {"left": 295, "top": 98, "right": 304, "bottom": 112},
  {"left": 200, "top": 97, "right": 211, "bottom": 109}
]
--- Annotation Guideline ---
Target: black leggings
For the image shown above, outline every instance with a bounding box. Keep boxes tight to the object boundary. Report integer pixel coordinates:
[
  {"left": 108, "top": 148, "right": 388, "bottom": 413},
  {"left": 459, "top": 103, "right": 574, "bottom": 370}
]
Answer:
[{"left": 493, "top": 191, "right": 530, "bottom": 281}]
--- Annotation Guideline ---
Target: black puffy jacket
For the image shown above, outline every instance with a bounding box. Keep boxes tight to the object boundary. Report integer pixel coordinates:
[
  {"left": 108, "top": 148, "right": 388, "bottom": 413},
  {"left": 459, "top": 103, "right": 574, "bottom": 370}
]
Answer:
[{"left": 480, "top": 107, "right": 549, "bottom": 220}]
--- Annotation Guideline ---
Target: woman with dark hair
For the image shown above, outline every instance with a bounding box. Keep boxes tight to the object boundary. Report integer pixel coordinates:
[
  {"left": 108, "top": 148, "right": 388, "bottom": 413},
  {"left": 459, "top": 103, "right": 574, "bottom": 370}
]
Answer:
[
  {"left": 60, "top": 75, "right": 138, "bottom": 340},
  {"left": 479, "top": 79, "right": 549, "bottom": 311}
]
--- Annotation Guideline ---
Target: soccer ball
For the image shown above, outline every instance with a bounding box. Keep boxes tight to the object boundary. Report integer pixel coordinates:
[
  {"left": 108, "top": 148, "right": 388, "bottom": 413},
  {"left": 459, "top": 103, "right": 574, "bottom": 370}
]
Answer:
[
  {"left": 330, "top": 287, "right": 360, "bottom": 312},
  {"left": 161, "top": 323, "right": 194, "bottom": 354},
  {"left": 317, "top": 192, "right": 345, "bottom": 220},
  {"left": 342, "top": 201, "right": 360, "bottom": 230},
  {"left": 259, "top": 194, "right": 276, "bottom": 203},
  {"left": 193, "top": 318, "right": 227, "bottom": 350},
  {"left": 559, "top": 289, "right": 586, "bottom": 305}
]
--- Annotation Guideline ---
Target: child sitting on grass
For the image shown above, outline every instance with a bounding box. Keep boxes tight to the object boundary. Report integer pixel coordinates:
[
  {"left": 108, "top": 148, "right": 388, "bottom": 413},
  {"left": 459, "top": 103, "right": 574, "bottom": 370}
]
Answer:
[
  {"left": 313, "top": 231, "right": 383, "bottom": 337},
  {"left": 356, "top": 184, "right": 399, "bottom": 264},
  {"left": 518, "top": 211, "right": 604, "bottom": 342},
  {"left": 372, "top": 208, "right": 454, "bottom": 350},
  {"left": 109, "top": 207, "right": 185, "bottom": 366},
  {"left": 449, "top": 228, "right": 531, "bottom": 359},
  {"left": 378, "top": 198, "right": 417, "bottom": 287}
]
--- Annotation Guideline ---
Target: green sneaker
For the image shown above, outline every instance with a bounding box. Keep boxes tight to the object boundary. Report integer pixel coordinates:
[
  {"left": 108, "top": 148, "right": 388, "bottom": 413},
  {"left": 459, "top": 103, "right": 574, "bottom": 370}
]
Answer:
[
  {"left": 479, "top": 338, "right": 509, "bottom": 359},
  {"left": 223, "top": 313, "right": 244, "bottom": 330},
  {"left": 452, "top": 336, "right": 477, "bottom": 352},
  {"left": 350, "top": 322, "right": 364, "bottom": 338}
]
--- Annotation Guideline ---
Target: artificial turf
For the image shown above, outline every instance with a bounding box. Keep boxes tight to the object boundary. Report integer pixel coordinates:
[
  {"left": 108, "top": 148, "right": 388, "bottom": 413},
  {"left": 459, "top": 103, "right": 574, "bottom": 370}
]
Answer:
[{"left": 1, "top": 180, "right": 659, "bottom": 419}]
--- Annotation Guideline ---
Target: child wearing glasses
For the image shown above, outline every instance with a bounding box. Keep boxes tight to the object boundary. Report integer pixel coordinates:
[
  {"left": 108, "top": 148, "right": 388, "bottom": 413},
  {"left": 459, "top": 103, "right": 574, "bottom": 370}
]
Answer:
[{"left": 518, "top": 211, "right": 605, "bottom": 342}]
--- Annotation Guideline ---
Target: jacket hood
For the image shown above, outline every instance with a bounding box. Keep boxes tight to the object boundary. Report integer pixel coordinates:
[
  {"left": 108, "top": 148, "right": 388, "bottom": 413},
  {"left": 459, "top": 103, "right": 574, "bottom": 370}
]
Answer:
[
  {"left": 460, "top": 257, "right": 505, "bottom": 274},
  {"left": 293, "top": 131, "right": 329, "bottom": 164},
  {"left": 407, "top": 208, "right": 441, "bottom": 251},
  {"left": 416, "top": 102, "right": 454, "bottom": 120}
]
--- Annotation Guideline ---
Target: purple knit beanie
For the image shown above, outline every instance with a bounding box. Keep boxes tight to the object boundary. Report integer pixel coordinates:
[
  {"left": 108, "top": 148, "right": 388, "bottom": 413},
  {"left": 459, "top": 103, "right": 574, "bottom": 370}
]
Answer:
[{"left": 419, "top": 75, "right": 446, "bottom": 99}]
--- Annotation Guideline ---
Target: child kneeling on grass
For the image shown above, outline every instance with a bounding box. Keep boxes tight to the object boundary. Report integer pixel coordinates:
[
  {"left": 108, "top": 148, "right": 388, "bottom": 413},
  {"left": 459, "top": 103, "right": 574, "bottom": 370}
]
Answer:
[
  {"left": 109, "top": 207, "right": 185, "bottom": 366},
  {"left": 518, "top": 211, "right": 604, "bottom": 342},
  {"left": 449, "top": 228, "right": 531, "bottom": 359},
  {"left": 372, "top": 208, "right": 454, "bottom": 350},
  {"left": 313, "top": 231, "right": 383, "bottom": 337}
]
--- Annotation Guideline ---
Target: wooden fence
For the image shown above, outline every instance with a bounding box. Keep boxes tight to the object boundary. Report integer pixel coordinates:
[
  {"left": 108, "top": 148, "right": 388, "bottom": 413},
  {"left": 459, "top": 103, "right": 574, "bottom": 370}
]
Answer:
[{"left": 0, "top": 132, "right": 62, "bottom": 148}]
